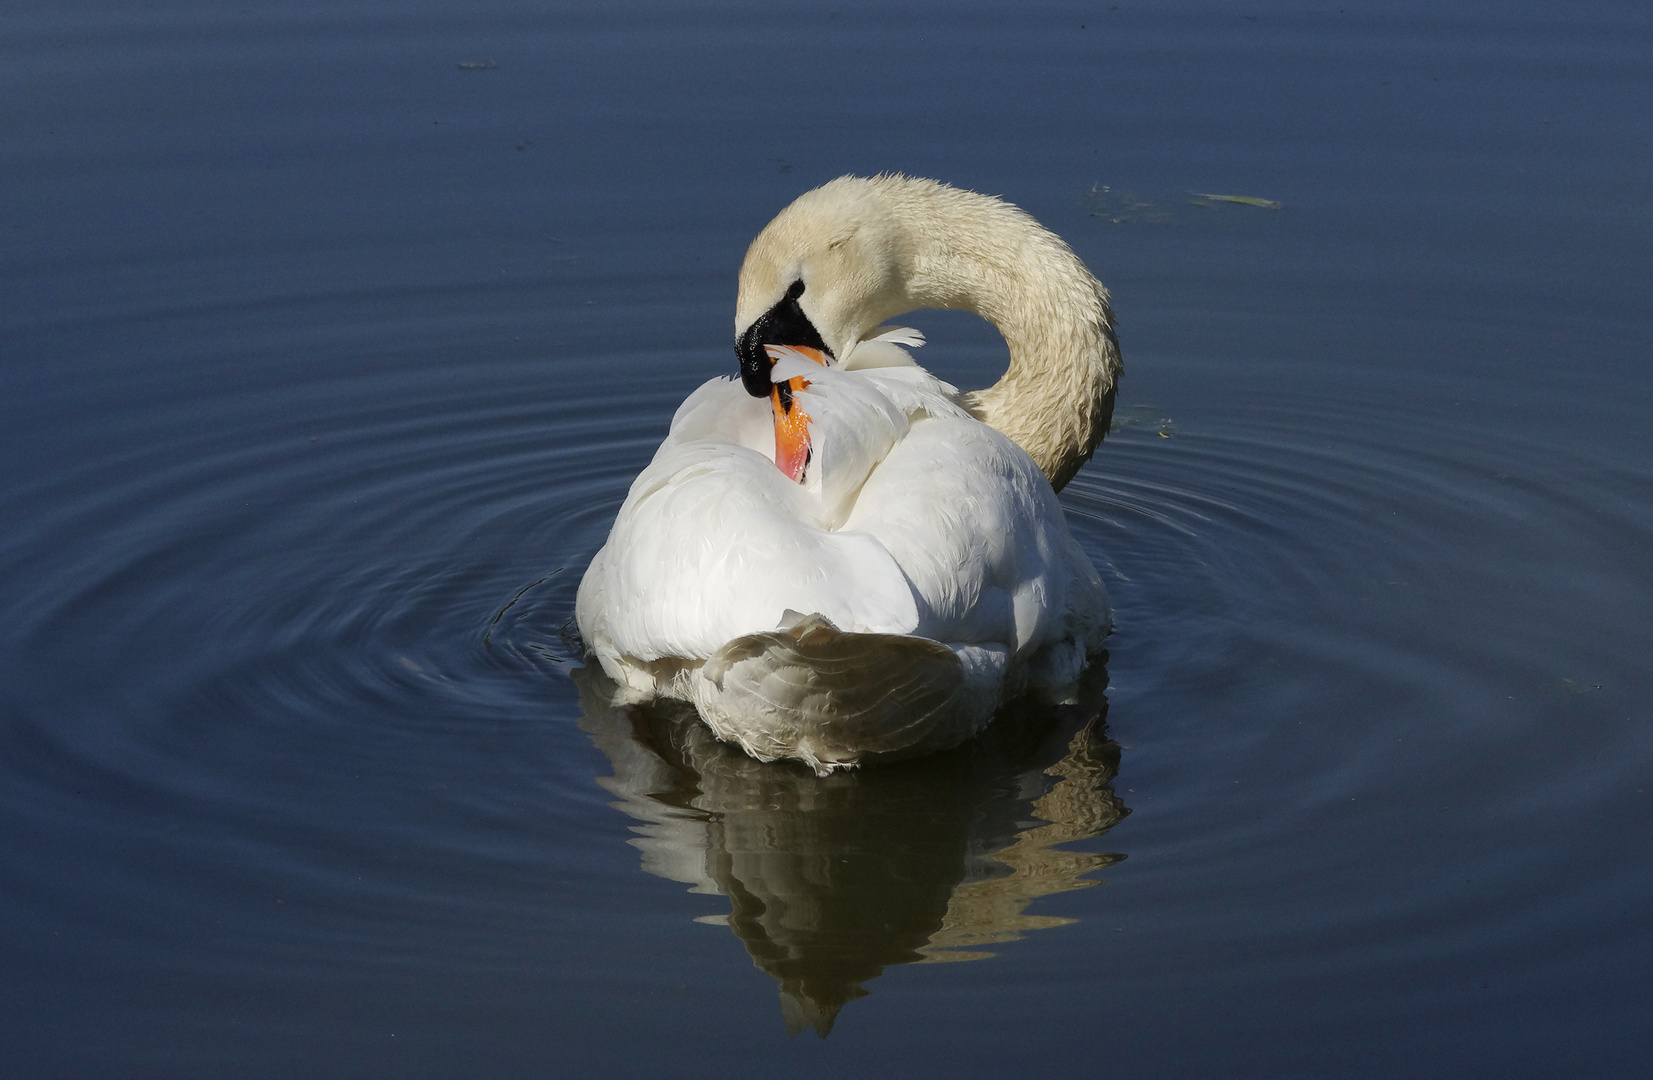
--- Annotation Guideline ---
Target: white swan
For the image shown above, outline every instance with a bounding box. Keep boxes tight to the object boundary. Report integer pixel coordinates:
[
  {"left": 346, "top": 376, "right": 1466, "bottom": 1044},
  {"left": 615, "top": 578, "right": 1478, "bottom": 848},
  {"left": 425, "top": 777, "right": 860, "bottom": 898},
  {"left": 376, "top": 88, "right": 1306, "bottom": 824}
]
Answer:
[{"left": 576, "top": 175, "right": 1121, "bottom": 774}]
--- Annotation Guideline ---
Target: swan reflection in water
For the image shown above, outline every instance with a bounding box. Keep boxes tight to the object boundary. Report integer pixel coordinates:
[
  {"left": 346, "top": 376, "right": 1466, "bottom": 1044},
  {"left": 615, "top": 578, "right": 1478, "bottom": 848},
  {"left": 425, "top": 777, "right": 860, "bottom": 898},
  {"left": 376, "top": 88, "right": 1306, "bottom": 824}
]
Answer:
[{"left": 573, "top": 660, "right": 1129, "bottom": 1036}]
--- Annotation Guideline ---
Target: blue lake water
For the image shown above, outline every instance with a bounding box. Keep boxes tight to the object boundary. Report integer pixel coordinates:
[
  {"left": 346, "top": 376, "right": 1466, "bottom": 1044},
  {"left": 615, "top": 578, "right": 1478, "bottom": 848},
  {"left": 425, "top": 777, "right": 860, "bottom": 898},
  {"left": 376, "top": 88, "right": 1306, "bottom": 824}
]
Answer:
[{"left": 3, "top": 1, "right": 1651, "bottom": 1075}]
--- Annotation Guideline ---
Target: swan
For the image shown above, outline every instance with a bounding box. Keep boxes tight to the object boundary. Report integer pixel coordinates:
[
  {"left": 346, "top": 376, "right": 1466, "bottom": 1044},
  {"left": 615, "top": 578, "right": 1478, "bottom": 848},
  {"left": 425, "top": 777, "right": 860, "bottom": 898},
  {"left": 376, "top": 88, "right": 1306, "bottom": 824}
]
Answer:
[{"left": 575, "top": 175, "right": 1121, "bottom": 774}]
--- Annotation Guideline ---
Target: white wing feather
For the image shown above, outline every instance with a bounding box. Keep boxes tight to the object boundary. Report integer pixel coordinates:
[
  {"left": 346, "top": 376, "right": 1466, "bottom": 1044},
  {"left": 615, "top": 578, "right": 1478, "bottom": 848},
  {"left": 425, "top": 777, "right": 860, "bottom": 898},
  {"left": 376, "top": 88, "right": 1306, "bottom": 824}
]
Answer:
[{"left": 575, "top": 360, "right": 1109, "bottom": 771}]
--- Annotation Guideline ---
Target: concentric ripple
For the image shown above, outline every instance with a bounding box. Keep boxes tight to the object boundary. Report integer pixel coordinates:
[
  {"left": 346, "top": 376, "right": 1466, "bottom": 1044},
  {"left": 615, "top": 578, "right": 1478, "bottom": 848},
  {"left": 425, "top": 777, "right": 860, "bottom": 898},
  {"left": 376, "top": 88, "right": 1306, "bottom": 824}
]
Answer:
[
  {"left": 0, "top": 332, "right": 689, "bottom": 976},
  {"left": 1050, "top": 380, "right": 1653, "bottom": 993},
  {"left": 2, "top": 306, "right": 1650, "bottom": 1038}
]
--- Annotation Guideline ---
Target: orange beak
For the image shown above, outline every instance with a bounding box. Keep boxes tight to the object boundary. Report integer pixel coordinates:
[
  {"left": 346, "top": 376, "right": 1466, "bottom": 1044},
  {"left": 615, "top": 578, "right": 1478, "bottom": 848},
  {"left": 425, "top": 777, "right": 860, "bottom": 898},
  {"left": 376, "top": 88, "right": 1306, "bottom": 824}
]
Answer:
[{"left": 766, "top": 345, "right": 828, "bottom": 482}]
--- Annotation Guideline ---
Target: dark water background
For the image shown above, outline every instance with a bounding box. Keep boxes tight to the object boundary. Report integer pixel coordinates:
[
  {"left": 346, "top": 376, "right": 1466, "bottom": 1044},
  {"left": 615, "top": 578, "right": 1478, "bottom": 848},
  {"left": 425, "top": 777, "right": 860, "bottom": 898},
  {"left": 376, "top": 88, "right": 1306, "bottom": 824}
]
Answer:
[{"left": 4, "top": 1, "right": 1651, "bottom": 1075}]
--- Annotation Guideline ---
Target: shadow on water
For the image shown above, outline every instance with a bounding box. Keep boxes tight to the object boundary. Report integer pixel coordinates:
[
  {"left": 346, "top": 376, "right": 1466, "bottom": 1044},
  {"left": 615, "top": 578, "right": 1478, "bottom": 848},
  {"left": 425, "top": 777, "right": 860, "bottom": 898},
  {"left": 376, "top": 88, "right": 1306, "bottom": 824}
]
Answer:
[{"left": 572, "top": 660, "right": 1129, "bottom": 1037}]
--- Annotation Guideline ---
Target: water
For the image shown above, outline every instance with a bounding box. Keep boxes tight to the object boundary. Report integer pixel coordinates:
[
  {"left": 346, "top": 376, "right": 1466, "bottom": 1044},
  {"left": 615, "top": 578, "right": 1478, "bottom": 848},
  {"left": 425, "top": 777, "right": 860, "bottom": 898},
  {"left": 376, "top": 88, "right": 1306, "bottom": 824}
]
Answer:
[{"left": 3, "top": 1, "right": 1651, "bottom": 1075}]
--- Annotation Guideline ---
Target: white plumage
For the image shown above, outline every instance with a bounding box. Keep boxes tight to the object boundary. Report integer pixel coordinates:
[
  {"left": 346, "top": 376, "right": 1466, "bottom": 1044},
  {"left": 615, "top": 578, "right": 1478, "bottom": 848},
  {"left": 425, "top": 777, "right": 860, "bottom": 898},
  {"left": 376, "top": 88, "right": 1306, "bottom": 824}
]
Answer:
[{"left": 576, "top": 175, "right": 1122, "bottom": 773}]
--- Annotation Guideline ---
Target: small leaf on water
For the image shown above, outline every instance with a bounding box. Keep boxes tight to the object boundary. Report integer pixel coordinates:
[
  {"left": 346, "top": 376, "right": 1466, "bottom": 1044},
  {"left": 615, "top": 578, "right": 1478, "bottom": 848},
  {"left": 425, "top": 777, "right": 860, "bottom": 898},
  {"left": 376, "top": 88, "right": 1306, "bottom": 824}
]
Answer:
[
  {"left": 1082, "top": 184, "right": 1283, "bottom": 226},
  {"left": 1192, "top": 193, "right": 1282, "bottom": 209}
]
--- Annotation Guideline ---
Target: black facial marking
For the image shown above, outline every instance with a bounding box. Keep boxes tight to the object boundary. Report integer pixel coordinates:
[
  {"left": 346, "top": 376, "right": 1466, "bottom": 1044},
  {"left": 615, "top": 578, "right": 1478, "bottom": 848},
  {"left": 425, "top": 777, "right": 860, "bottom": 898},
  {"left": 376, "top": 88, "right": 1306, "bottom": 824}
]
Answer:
[{"left": 735, "top": 282, "right": 831, "bottom": 398}]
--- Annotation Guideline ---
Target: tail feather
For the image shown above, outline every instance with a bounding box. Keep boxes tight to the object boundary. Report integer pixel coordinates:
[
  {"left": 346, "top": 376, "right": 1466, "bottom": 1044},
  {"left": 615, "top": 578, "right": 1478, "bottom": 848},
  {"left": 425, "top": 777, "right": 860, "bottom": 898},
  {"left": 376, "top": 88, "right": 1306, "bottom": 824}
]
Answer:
[{"left": 694, "top": 614, "right": 1003, "bottom": 774}]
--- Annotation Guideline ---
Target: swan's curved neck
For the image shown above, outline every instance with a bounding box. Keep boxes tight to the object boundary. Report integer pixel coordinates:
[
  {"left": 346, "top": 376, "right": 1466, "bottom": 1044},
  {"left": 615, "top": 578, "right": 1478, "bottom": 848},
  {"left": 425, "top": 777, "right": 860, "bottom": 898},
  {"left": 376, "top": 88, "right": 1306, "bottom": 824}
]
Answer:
[{"left": 877, "top": 179, "right": 1121, "bottom": 491}]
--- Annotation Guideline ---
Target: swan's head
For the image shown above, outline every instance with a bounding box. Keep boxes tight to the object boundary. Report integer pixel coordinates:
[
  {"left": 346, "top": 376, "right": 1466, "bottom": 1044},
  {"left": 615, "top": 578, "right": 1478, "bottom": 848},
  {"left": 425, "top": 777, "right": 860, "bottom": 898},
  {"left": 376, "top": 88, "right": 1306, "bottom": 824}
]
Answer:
[{"left": 734, "top": 177, "right": 913, "bottom": 398}]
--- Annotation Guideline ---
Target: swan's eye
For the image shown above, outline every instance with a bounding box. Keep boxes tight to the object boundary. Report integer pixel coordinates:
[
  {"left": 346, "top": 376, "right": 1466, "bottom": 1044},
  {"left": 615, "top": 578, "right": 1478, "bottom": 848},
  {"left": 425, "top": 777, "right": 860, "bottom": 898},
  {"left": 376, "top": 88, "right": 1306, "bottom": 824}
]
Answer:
[{"left": 786, "top": 279, "right": 805, "bottom": 300}]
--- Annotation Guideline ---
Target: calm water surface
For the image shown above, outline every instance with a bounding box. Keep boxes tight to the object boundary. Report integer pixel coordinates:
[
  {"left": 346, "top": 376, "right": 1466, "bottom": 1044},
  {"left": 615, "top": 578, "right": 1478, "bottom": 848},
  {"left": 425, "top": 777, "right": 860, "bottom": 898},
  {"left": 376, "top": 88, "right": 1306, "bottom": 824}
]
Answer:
[{"left": 4, "top": 1, "right": 1651, "bottom": 1075}]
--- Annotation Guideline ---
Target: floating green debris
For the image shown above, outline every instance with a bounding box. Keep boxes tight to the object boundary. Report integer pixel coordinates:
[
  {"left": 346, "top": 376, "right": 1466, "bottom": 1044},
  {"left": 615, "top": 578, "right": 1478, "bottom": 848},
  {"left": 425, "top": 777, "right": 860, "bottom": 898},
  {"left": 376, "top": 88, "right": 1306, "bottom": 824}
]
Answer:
[
  {"left": 1081, "top": 184, "right": 1284, "bottom": 225},
  {"left": 1081, "top": 185, "right": 1175, "bottom": 225},
  {"left": 1191, "top": 193, "right": 1282, "bottom": 210},
  {"left": 1110, "top": 404, "right": 1175, "bottom": 438},
  {"left": 1537, "top": 678, "right": 1603, "bottom": 702}
]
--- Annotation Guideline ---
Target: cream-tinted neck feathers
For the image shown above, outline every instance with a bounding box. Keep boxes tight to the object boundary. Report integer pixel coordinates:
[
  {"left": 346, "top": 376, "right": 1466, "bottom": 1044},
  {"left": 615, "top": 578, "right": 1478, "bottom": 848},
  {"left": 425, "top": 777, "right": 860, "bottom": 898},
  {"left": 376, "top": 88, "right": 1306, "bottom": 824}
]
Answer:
[{"left": 736, "top": 175, "right": 1121, "bottom": 490}]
